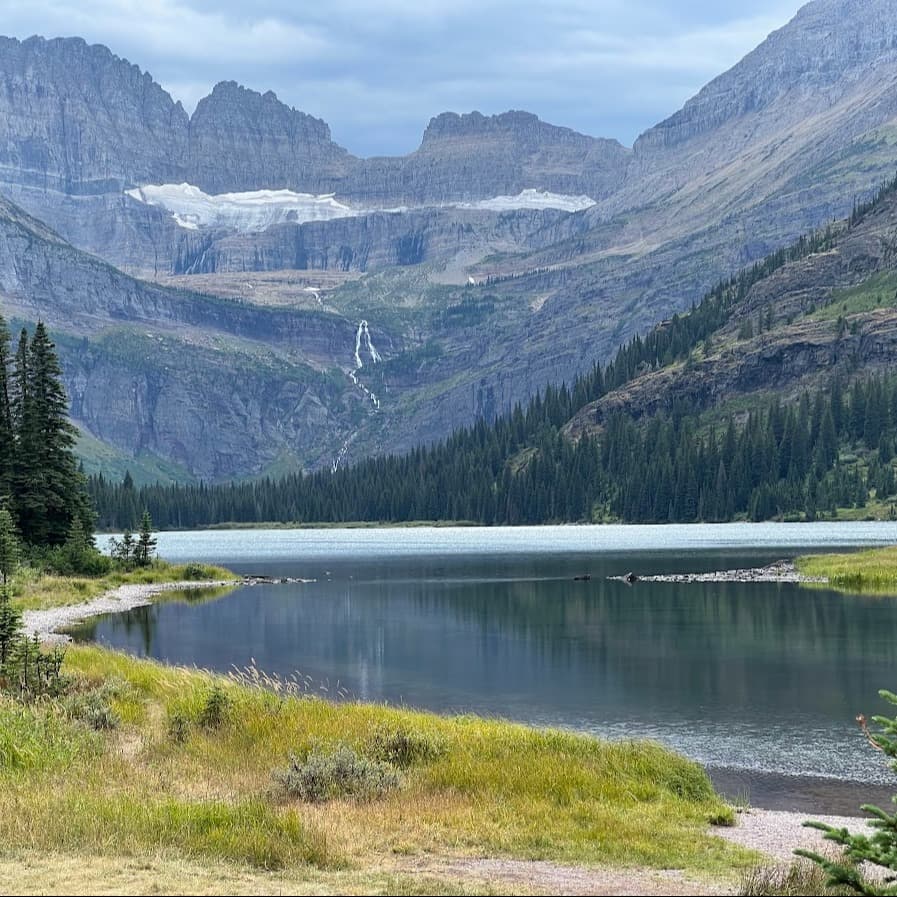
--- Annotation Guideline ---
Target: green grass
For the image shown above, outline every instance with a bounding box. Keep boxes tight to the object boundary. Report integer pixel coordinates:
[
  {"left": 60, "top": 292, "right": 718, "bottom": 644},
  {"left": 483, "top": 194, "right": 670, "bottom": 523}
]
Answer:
[
  {"left": 807, "top": 271, "right": 897, "bottom": 322},
  {"left": 75, "top": 428, "right": 197, "bottom": 486},
  {"left": 0, "top": 644, "right": 755, "bottom": 882},
  {"left": 797, "top": 545, "right": 897, "bottom": 593},
  {"left": 9, "top": 560, "right": 236, "bottom": 612}
]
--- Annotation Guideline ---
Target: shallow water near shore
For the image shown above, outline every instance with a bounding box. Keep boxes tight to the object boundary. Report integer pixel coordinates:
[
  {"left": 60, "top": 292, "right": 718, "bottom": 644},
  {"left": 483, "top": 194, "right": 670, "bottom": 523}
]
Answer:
[{"left": 77, "top": 523, "right": 897, "bottom": 810}]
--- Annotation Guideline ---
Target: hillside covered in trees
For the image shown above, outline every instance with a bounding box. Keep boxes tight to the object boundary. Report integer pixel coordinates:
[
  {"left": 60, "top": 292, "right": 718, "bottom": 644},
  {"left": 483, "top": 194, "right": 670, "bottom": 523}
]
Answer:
[{"left": 89, "top": 177, "right": 897, "bottom": 528}]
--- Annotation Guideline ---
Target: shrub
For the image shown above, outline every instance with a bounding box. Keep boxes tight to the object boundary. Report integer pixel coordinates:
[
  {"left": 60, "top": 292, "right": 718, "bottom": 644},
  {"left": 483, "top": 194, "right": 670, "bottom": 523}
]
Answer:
[
  {"left": 63, "top": 690, "right": 120, "bottom": 731},
  {"left": 167, "top": 709, "right": 191, "bottom": 743},
  {"left": 197, "top": 685, "right": 231, "bottom": 730},
  {"left": 182, "top": 563, "right": 216, "bottom": 580},
  {"left": 366, "top": 723, "right": 445, "bottom": 768},
  {"left": 274, "top": 744, "right": 401, "bottom": 803}
]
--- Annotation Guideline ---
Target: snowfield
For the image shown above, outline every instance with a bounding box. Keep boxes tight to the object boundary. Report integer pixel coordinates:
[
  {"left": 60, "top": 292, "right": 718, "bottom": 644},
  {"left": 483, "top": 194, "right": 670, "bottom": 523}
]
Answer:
[
  {"left": 124, "top": 184, "right": 364, "bottom": 231},
  {"left": 459, "top": 189, "right": 596, "bottom": 213},
  {"left": 125, "top": 183, "right": 596, "bottom": 232}
]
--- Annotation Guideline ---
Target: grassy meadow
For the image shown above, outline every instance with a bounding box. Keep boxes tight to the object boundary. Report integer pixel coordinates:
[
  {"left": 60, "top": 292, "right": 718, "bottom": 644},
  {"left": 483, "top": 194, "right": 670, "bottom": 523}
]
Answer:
[
  {"left": 0, "top": 642, "right": 756, "bottom": 894},
  {"left": 797, "top": 544, "right": 897, "bottom": 593}
]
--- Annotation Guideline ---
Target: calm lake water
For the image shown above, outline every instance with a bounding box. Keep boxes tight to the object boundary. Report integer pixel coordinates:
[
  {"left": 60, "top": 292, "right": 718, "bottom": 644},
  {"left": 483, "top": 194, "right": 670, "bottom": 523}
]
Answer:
[{"left": 77, "top": 523, "right": 897, "bottom": 808}]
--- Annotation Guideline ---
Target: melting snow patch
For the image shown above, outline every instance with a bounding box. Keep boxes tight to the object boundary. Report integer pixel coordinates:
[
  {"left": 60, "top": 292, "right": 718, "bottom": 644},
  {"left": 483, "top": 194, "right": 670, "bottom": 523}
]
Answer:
[{"left": 457, "top": 189, "right": 596, "bottom": 213}]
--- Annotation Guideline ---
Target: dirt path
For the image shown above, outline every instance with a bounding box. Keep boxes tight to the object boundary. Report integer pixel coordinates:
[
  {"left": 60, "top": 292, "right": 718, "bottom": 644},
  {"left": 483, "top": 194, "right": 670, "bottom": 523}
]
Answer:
[{"left": 394, "top": 856, "right": 731, "bottom": 896}]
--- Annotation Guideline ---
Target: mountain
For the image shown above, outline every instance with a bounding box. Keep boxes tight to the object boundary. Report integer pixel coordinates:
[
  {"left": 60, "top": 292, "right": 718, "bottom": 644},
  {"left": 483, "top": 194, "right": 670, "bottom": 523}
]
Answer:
[
  {"left": 4, "top": 0, "right": 897, "bottom": 481},
  {"left": 0, "top": 193, "right": 400, "bottom": 479},
  {"left": 90, "top": 176, "right": 897, "bottom": 527}
]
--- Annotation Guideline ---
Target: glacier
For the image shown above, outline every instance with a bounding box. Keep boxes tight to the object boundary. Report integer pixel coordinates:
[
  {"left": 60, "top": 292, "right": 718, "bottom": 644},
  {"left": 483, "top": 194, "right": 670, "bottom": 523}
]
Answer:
[
  {"left": 124, "top": 183, "right": 365, "bottom": 232},
  {"left": 125, "top": 183, "right": 596, "bottom": 232}
]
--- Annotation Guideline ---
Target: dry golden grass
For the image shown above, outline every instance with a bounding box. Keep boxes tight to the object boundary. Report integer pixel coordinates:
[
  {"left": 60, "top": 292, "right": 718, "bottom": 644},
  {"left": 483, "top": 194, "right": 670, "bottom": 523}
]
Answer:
[{"left": 1, "top": 851, "right": 501, "bottom": 896}]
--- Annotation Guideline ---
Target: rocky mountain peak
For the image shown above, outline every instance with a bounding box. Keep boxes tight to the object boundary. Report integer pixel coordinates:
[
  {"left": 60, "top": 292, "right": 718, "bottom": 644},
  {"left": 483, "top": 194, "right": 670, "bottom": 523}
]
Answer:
[
  {"left": 0, "top": 34, "right": 188, "bottom": 193},
  {"left": 634, "top": 0, "right": 897, "bottom": 154},
  {"left": 419, "top": 109, "right": 604, "bottom": 152},
  {"left": 185, "top": 81, "right": 352, "bottom": 194}
]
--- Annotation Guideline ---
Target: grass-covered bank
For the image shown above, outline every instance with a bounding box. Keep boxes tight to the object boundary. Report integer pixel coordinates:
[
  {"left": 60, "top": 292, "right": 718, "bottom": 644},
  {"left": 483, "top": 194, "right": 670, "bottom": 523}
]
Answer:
[
  {"left": 0, "top": 645, "right": 755, "bottom": 893},
  {"left": 797, "top": 544, "right": 897, "bottom": 592},
  {"left": 9, "top": 559, "right": 235, "bottom": 612}
]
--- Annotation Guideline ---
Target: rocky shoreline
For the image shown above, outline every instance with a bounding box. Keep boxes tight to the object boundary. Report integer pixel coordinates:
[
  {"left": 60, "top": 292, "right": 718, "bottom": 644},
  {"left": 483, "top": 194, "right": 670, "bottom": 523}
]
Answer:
[
  {"left": 22, "top": 574, "right": 316, "bottom": 644},
  {"left": 22, "top": 580, "right": 240, "bottom": 644},
  {"left": 608, "top": 560, "right": 828, "bottom": 585}
]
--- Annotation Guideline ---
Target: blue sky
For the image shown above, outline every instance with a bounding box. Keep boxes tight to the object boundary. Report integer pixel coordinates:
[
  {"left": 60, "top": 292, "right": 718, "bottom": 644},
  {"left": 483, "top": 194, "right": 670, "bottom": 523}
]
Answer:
[{"left": 5, "top": 0, "right": 803, "bottom": 156}]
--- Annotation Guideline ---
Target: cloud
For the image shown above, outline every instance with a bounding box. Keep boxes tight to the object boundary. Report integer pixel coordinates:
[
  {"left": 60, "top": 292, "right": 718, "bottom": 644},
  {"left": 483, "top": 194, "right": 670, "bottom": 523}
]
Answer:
[
  {"left": 1, "top": 0, "right": 803, "bottom": 155},
  {"left": 6, "top": 0, "right": 328, "bottom": 63}
]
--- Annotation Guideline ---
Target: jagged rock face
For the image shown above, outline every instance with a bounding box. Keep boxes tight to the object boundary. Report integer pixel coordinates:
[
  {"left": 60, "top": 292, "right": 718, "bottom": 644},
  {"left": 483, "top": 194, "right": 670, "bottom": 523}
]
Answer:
[
  {"left": 187, "top": 81, "right": 352, "bottom": 194},
  {"left": 344, "top": 111, "right": 629, "bottom": 205},
  {"left": 62, "top": 336, "right": 346, "bottom": 479},
  {"left": 635, "top": 0, "right": 897, "bottom": 154},
  {"left": 0, "top": 36, "right": 627, "bottom": 207},
  {"left": 168, "top": 207, "right": 572, "bottom": 274},
  {"left": 0, "top": 36, "right": 188, "bottom": 193}
]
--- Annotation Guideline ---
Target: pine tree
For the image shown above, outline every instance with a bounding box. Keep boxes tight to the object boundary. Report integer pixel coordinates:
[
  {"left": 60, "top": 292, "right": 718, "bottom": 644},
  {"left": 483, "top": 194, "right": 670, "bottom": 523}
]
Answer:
[
  {"left": 135, "top": 510, "right": 157, "bottom": 567},
  {"left": 798, "top": 689, "right": 897, "bottom": 894},
  {"left": 0, "top": 315, "right": 13, "bottom": 501},
  {"left": 0, "top": 507, "right": 19, "bottom": 586},
  {"left": 15, "top": 323, "right": 89, "bottom": 545}
]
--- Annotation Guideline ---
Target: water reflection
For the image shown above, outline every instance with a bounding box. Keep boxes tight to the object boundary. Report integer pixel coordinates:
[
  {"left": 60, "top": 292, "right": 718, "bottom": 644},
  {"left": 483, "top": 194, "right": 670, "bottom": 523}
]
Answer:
[{"left": 73, "top": 548, "right": 897, "bottom": 782}]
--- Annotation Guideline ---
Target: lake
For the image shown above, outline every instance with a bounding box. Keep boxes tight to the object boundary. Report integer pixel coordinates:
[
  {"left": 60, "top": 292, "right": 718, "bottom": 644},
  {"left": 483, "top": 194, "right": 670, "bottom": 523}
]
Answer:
[{"left": 76, "top": 523, "right": 897, "bottom": 811}]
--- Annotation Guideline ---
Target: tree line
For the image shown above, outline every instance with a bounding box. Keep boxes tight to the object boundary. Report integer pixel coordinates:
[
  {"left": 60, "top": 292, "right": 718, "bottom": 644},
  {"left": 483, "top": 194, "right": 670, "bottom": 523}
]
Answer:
[
  {"left": 88, "top": 172, "right": 897, "bottom": 530},
  {"left": 88, "top": 372, "right": 897, "bottom": 528}
]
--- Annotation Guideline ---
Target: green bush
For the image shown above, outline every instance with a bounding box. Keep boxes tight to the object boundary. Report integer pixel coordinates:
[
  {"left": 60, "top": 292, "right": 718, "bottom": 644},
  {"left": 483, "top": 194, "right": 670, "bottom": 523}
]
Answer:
[
  {"left": 63, "top": 690, "right": 120, "bottom": 731},
  {"left": 197, "top": 685, "right": 230, "bottom": 730},
  {"left": 274, "top": 744, "right": 401, "bottom": 803},
  {"left": 167, "top": 709, "right": 191, "bottom": 743},
  {"left": 366, "top": 723, "right": 445, "bottom": 768},
  {"left": 182, "top": 563, "right": 217, "bottom": 580}
]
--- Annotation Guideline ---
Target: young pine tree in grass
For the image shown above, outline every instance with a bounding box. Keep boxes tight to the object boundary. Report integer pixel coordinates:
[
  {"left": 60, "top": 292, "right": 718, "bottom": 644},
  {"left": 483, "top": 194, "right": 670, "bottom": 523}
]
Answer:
[
  {"left": 797, "top": 689, "right": 897, "bottom": 894},
  {"left": 135, "top": 510, "right": 157, "bottom": 567}
]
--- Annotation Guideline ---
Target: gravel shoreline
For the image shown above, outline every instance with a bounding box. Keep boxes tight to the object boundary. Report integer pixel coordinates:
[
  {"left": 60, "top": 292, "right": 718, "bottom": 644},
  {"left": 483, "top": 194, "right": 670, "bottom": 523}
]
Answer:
[
  {"left": 22, "top": 579, "right": 240, "bottom": 644},
  {"left": 717, "top": 807, "right": 873, "bottom": 864},
  {"left": 609, "top": 560, "right": 827, "bottom": 585}
]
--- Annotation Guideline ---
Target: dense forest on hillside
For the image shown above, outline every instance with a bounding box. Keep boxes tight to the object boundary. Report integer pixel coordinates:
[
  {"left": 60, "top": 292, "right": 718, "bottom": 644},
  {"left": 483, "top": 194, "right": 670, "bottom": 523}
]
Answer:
[{"left": 88, "top": 178, "right": 897, "bottom": 529}]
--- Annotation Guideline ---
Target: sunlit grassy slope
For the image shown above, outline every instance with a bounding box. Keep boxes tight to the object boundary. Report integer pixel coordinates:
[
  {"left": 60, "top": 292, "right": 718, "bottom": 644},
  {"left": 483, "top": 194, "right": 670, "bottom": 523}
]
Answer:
[{"left": 0, "top": 645, "right": 754, "bottom": 894}]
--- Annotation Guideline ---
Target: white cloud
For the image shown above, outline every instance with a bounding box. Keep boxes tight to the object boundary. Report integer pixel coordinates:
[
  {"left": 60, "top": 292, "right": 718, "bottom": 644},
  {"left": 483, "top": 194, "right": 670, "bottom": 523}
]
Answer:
[{"left": 6, "top": 0, "right": 327, "bottom": 64}]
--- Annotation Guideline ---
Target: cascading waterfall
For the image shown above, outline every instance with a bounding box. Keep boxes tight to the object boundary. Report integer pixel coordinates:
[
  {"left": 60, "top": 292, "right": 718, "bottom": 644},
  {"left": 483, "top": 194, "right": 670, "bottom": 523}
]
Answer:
[{"left": 333, "top": 320, "right": 383, "bottom": 472}]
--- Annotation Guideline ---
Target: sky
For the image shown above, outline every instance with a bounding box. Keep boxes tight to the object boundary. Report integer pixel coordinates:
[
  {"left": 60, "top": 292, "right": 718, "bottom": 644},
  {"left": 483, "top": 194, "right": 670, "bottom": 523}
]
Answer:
[{"left": 4, "top": 0, "right": 804, "bottom": 157}]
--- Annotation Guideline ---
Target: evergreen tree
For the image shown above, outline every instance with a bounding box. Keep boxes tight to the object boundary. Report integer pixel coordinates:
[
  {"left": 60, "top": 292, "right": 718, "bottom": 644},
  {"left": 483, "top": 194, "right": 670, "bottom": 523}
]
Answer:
[
  {"left": 135, "top": 510, "right": 157, "bottom": 567},
  {"left": 0, "top": 507, "right": 19, "bottom": 586},
  {"left": 15, "top": 323, "right": 89, "bottom": 545},
  {"left": 0, "top": 315, "right": 13, "bottom": 501},
  {"left": 798, "top": 689, "right": 897, "bottom": 894}
]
